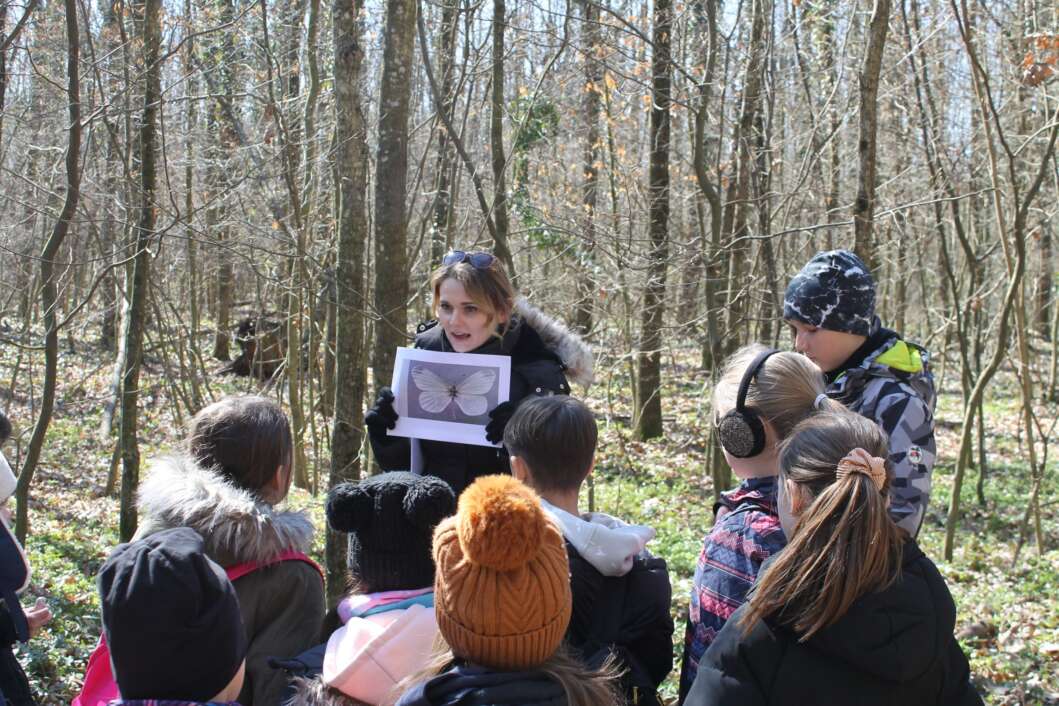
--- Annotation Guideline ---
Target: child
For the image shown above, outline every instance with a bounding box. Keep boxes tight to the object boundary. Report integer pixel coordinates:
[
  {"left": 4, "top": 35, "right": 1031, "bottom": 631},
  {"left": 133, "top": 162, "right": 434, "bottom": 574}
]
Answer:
[
  {"left": 135, "top": 395, "right": 324, "bottom": 706},
  {"left": 394, "top": 475, "right": 621, "bottom": 706},
  {"left": 365, "top": 249, "right": 593, "bottom": 496},
  {"left": 285, "top": 472, "right": 456, "bottom": 706},
  {"left": 678, "top": 344, "right": 831, "bottom": 699},
  {"left": 784, "top": 249, "right": 936, "bottom": 536},
  {"left": 503, "top": 395, "right": 673, "bottom": 706},
  {"left": 0, "top": 412, "right": 51, "bottom": 706},
  {"left": 97, "top": 527, "right": 247, "bottom": 704},
  {"left": 685, "top": 411, "right": 983, "bottom": 705}
]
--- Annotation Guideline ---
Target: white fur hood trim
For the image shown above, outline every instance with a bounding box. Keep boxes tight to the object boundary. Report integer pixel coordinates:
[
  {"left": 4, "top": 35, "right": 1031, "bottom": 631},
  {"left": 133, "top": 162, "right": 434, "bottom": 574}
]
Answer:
[
  {"left": 541, "top": 499, "right": 655, "bottom": 577},
  {"left": 514, "top": 297, "right": 594, "bottom": 387},
  {"left": 135, "top": 455, "right": 315, "bottom": 566}
]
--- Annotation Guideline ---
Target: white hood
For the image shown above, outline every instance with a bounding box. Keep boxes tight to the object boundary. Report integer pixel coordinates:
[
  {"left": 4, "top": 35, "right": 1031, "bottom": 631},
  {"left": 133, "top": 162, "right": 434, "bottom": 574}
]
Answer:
[
  {"left": 542, "top": 499, "right": 655, "bottom": 577},
  {"left": 0, "top": 452, "right": 16, "bottom": 502}
]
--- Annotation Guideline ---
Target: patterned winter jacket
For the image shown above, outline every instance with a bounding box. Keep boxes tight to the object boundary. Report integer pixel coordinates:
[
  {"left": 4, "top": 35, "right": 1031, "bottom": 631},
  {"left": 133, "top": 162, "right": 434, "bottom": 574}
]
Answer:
[
  {"left": 827, "top": 328, "right": 937, "bottom": 537},
  {"left": 678, "top": 477, "right": 786, "bottom": 701}
]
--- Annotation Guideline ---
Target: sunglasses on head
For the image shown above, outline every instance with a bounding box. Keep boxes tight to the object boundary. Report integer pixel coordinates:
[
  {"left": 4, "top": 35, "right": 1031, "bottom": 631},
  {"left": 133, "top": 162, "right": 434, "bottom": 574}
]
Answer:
[{"left": 441, "top": 250, "right": 496, "bottom": 269}]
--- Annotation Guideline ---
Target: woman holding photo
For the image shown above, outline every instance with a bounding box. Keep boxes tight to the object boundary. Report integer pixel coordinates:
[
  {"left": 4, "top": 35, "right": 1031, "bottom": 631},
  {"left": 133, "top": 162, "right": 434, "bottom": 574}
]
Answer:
[{"left": 364, "top": 250, "right": 593, "bottom": 496}]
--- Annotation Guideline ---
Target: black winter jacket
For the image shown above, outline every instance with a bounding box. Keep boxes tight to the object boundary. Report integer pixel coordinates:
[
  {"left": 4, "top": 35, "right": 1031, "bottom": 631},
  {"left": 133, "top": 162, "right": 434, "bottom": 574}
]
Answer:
[
  {"left": 0, "top": 601, "right": 33, "bottom": 706},
  {"left": 371, "top": 299, "right": 593, "bottom": 495},
  {"left": 394, "top": 664, "right": 567, "bottom": 706},
  {"left": 684, "top": 540, "right": 983, "bottom": 706},
  {"left": 566, "top": 543, "right": 673, "bottom": 706}
]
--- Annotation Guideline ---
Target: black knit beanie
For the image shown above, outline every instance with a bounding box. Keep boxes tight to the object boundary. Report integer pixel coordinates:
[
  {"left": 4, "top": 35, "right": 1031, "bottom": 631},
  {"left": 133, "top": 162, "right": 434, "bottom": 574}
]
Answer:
[
  {"left": 327, "top": 471, "right": 456, "bottom": 592},
  {"left": 98, "top": 527, "right": 247, "bottom": 701},
  {"left": 783, "top": 249, "right": 878, "bottom": 336}
]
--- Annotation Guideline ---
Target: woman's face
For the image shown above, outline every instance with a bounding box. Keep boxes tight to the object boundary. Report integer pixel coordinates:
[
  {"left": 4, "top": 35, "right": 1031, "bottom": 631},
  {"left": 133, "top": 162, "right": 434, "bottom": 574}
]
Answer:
[{"left": 437, "top": 278, "right": 503, "bottom": 352}]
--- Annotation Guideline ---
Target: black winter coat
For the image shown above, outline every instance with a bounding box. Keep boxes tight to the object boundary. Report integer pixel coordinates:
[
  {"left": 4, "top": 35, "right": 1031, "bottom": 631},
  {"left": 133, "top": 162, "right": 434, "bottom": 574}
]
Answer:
[
  {"left": 371, "top": 299, "right": 593, "bottom": 496},
  {"left": 565, "top": 543, "right": 673, "bottom": 706},
  {"left": 0, "top": 601, "right": 33, "bottom": 706},
  {"left": 684, "top": 540, "right": 983, "bottom": 706},
  {"left": 394, "top": 664, "right": 567, "bottom": 706}
]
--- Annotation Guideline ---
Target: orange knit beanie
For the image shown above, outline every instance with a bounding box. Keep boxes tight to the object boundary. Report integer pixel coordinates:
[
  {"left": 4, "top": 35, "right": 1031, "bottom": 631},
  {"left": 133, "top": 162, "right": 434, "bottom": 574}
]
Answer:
[{"left": 432, "top": 475, "right": 572, "bottom": 670}]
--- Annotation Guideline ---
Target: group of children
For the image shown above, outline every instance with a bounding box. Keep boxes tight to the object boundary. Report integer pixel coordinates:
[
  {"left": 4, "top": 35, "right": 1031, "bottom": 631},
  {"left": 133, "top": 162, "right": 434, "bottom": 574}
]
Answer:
[{"left": 0, "top": 248, "right": 985, "bottom": 705}]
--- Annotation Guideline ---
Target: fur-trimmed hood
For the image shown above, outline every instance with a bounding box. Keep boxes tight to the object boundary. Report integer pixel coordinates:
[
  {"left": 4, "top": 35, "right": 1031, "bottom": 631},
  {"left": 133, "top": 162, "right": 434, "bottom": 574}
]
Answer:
[
  {"left": 513, "top": 297, "right": 593, "bottom": 387},
  {"left": 135, "top": 455, "right": 315, "bottom": 567}
]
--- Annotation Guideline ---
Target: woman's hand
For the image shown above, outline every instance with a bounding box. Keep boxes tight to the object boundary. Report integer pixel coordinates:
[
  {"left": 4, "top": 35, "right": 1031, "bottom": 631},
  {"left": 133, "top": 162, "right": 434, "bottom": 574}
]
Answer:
[
  {"left": 485, "top": 401, "right": 518, "bottom": 444},
  {"left": 364, "top": 388, "right": 399, "bottom": 442}
]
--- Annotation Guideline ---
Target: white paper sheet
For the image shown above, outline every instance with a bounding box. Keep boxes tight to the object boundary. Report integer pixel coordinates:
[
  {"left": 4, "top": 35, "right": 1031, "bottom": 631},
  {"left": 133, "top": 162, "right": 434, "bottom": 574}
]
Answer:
[{"left": 387, "top": 347, "right": 512, "bottom": 448}]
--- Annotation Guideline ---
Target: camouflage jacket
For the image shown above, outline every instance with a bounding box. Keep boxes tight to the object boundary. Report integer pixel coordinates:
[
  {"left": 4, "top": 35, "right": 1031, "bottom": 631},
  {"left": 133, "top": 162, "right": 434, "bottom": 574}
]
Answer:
[{"left": 828, "top": 331, "right": 937, "bottom": 536}]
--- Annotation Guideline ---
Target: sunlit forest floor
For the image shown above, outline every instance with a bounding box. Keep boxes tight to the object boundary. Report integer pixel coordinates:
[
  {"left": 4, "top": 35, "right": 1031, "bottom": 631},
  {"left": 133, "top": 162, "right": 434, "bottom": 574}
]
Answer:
[{"left": 1, "top": 338, "right": 1056, "bottom": 704}]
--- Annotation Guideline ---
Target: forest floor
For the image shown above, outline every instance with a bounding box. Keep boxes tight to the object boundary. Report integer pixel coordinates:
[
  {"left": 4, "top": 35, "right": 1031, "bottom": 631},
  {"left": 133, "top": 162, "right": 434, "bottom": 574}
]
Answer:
[{"left": 1, "top": 337, "right": 1057, "bottom": 705}]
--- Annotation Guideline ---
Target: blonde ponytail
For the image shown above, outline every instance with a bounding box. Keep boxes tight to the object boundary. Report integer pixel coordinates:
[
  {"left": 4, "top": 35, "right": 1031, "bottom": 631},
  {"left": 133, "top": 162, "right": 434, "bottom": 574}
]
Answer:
[{"left": 740, "top": 411, "right": 904, "bottom": 640}]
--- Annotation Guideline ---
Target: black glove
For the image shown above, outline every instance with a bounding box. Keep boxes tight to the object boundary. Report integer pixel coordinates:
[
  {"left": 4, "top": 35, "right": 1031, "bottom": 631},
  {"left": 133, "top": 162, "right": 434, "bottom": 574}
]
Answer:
[
  {"left": 364, "top": 388, "right": 399, "bottom": 443},
  {"left": 485, "top": 400, "right": 518, "bottom": 445}
]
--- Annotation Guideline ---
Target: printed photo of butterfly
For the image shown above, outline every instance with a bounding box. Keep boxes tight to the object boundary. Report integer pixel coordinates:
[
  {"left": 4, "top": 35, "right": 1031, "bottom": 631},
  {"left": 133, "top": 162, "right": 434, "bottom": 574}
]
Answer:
[{"left": 410, "top": 366, "right": 498, "bottom": 419}]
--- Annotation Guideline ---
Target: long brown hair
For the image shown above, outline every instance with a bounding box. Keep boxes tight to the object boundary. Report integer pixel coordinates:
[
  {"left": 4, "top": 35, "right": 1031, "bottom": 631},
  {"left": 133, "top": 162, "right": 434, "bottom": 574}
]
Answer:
[
  {"left": 712, "top": 344, "right": 838, "bottom": 440},
  {"left": 430, "top": 253, "right": 516, "bottom": 336},
  {"left": 391, "top": 638, "right": 624, "bottom": 706},
  {"left": 741, "top": 411, "right": 904, "bottom": 640}
]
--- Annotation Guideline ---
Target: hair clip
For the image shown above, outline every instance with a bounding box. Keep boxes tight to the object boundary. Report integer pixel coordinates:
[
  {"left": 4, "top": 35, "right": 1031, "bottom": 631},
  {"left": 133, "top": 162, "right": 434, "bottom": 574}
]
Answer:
[{"left": 835, "top": 448, "right": 886, "bottom": 491}]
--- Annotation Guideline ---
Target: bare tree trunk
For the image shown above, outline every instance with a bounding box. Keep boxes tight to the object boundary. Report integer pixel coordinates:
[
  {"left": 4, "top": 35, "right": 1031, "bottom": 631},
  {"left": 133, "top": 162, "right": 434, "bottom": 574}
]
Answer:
[
  {"left": 118, "top": 0, "right": 162, "bottom": 542},
  {"left": 723, "top": 0, "right": 768, "bottom": 349},
  {"left": 1037, "top": 220, "right": 1053, "bottom": 336},
  {"left": 183, "top": 0, "right": 202, "bottom": 406},
  {"left": 692, "top": 0, "right": 723, "bottom": 372},
  {"left": 574, "top": 0, "right": 602, "bottom": 336},
  {"left": 327, "top": 0, "right": 370, "bottom": 604},
  {"left": 208, "top": 0, "right": 236, "bottom": 362},
  {"left": 634, "top": 0, "right": 671, "bottom": 441},
  {"left": 853, "top": 0, "right": 892, "bottom": 268},
  {"left": 429, "top": 0, "right": 459, "bottom": 263},
  {"left": 371, "top": 0, "right": 416, "bottom": 388},
  {"left": 14, "top": 0, "right": 80, "bottom": 542},
  {"left": 489, "top": 0, "right": 515, "bottom": 275},
  {"left": 754, "top": 5, "right": 777, "bottom": 343},
  {"left": 1048, "top": 279, "right": 1059, "bottom": 401},
  {"left": 820, "top": 1, "right": 840, "bottom": 231}
]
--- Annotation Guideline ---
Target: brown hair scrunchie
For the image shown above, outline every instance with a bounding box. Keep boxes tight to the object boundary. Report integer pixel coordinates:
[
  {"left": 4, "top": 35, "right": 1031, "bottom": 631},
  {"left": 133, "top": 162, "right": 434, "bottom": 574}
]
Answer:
[{"left": 835, "top": 448, "right": 886, "bottom": 491}]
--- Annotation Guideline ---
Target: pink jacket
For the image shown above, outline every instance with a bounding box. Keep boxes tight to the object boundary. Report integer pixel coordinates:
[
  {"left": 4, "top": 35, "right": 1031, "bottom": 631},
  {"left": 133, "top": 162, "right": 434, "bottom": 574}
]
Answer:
[{"left": 323, "top": 602, "right": 439, "bottom": 704}]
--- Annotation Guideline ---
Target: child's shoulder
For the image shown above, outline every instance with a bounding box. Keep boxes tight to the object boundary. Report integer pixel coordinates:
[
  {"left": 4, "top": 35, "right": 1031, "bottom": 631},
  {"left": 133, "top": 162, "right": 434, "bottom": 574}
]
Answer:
[
  {"left": 713, "top": 503, "right": 783, "bottom": 539},
  {"left": 709, "top": 485, "right": 785, "bottom": 553},
  {"left": 718, "top": 478, "right": 779, "bottom": 516}
]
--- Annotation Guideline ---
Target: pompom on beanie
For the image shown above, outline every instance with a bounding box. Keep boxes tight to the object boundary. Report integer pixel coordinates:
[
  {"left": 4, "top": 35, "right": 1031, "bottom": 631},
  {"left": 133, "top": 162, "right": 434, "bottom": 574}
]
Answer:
[
  {"left": 327, "top": 471, "right": 455, "bottom": 592},
  {"left": 432, "top": 475, "right": 571, "bottom": 670}
]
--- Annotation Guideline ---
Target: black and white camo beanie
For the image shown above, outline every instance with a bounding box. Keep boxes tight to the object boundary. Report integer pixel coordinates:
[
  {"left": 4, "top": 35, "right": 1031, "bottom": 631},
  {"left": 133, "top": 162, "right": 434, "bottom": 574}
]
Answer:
[{"left": 783, "top": 249, "right": 877, "bottom": 336}]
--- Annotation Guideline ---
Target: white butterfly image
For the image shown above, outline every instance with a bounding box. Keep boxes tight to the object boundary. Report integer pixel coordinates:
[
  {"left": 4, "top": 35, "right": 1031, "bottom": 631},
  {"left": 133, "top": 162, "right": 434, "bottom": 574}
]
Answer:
[{"left": 411, "top": 366, "right": 496, "bottom": 417}]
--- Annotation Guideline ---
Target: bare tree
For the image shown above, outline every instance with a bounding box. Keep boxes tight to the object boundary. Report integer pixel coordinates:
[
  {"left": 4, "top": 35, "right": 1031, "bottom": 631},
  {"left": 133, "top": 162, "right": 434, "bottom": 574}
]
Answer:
[
  {"left": 326, "top": 0, "right": 370, "bottom": 604},
  {"left": 634, "top": 0, "right": 672, "bottom": 441},
  {"left": 14, "top": 0, "right": 80, "bottom": 542},
  {"left": 118, "top": 0, "right": 163, "bottom": 541},
  {"left": 371, "top": 0, "right": 417, "bottom": 388},
  {"left": 853, "top": 0, "right": 892, "bottom": 268}
]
